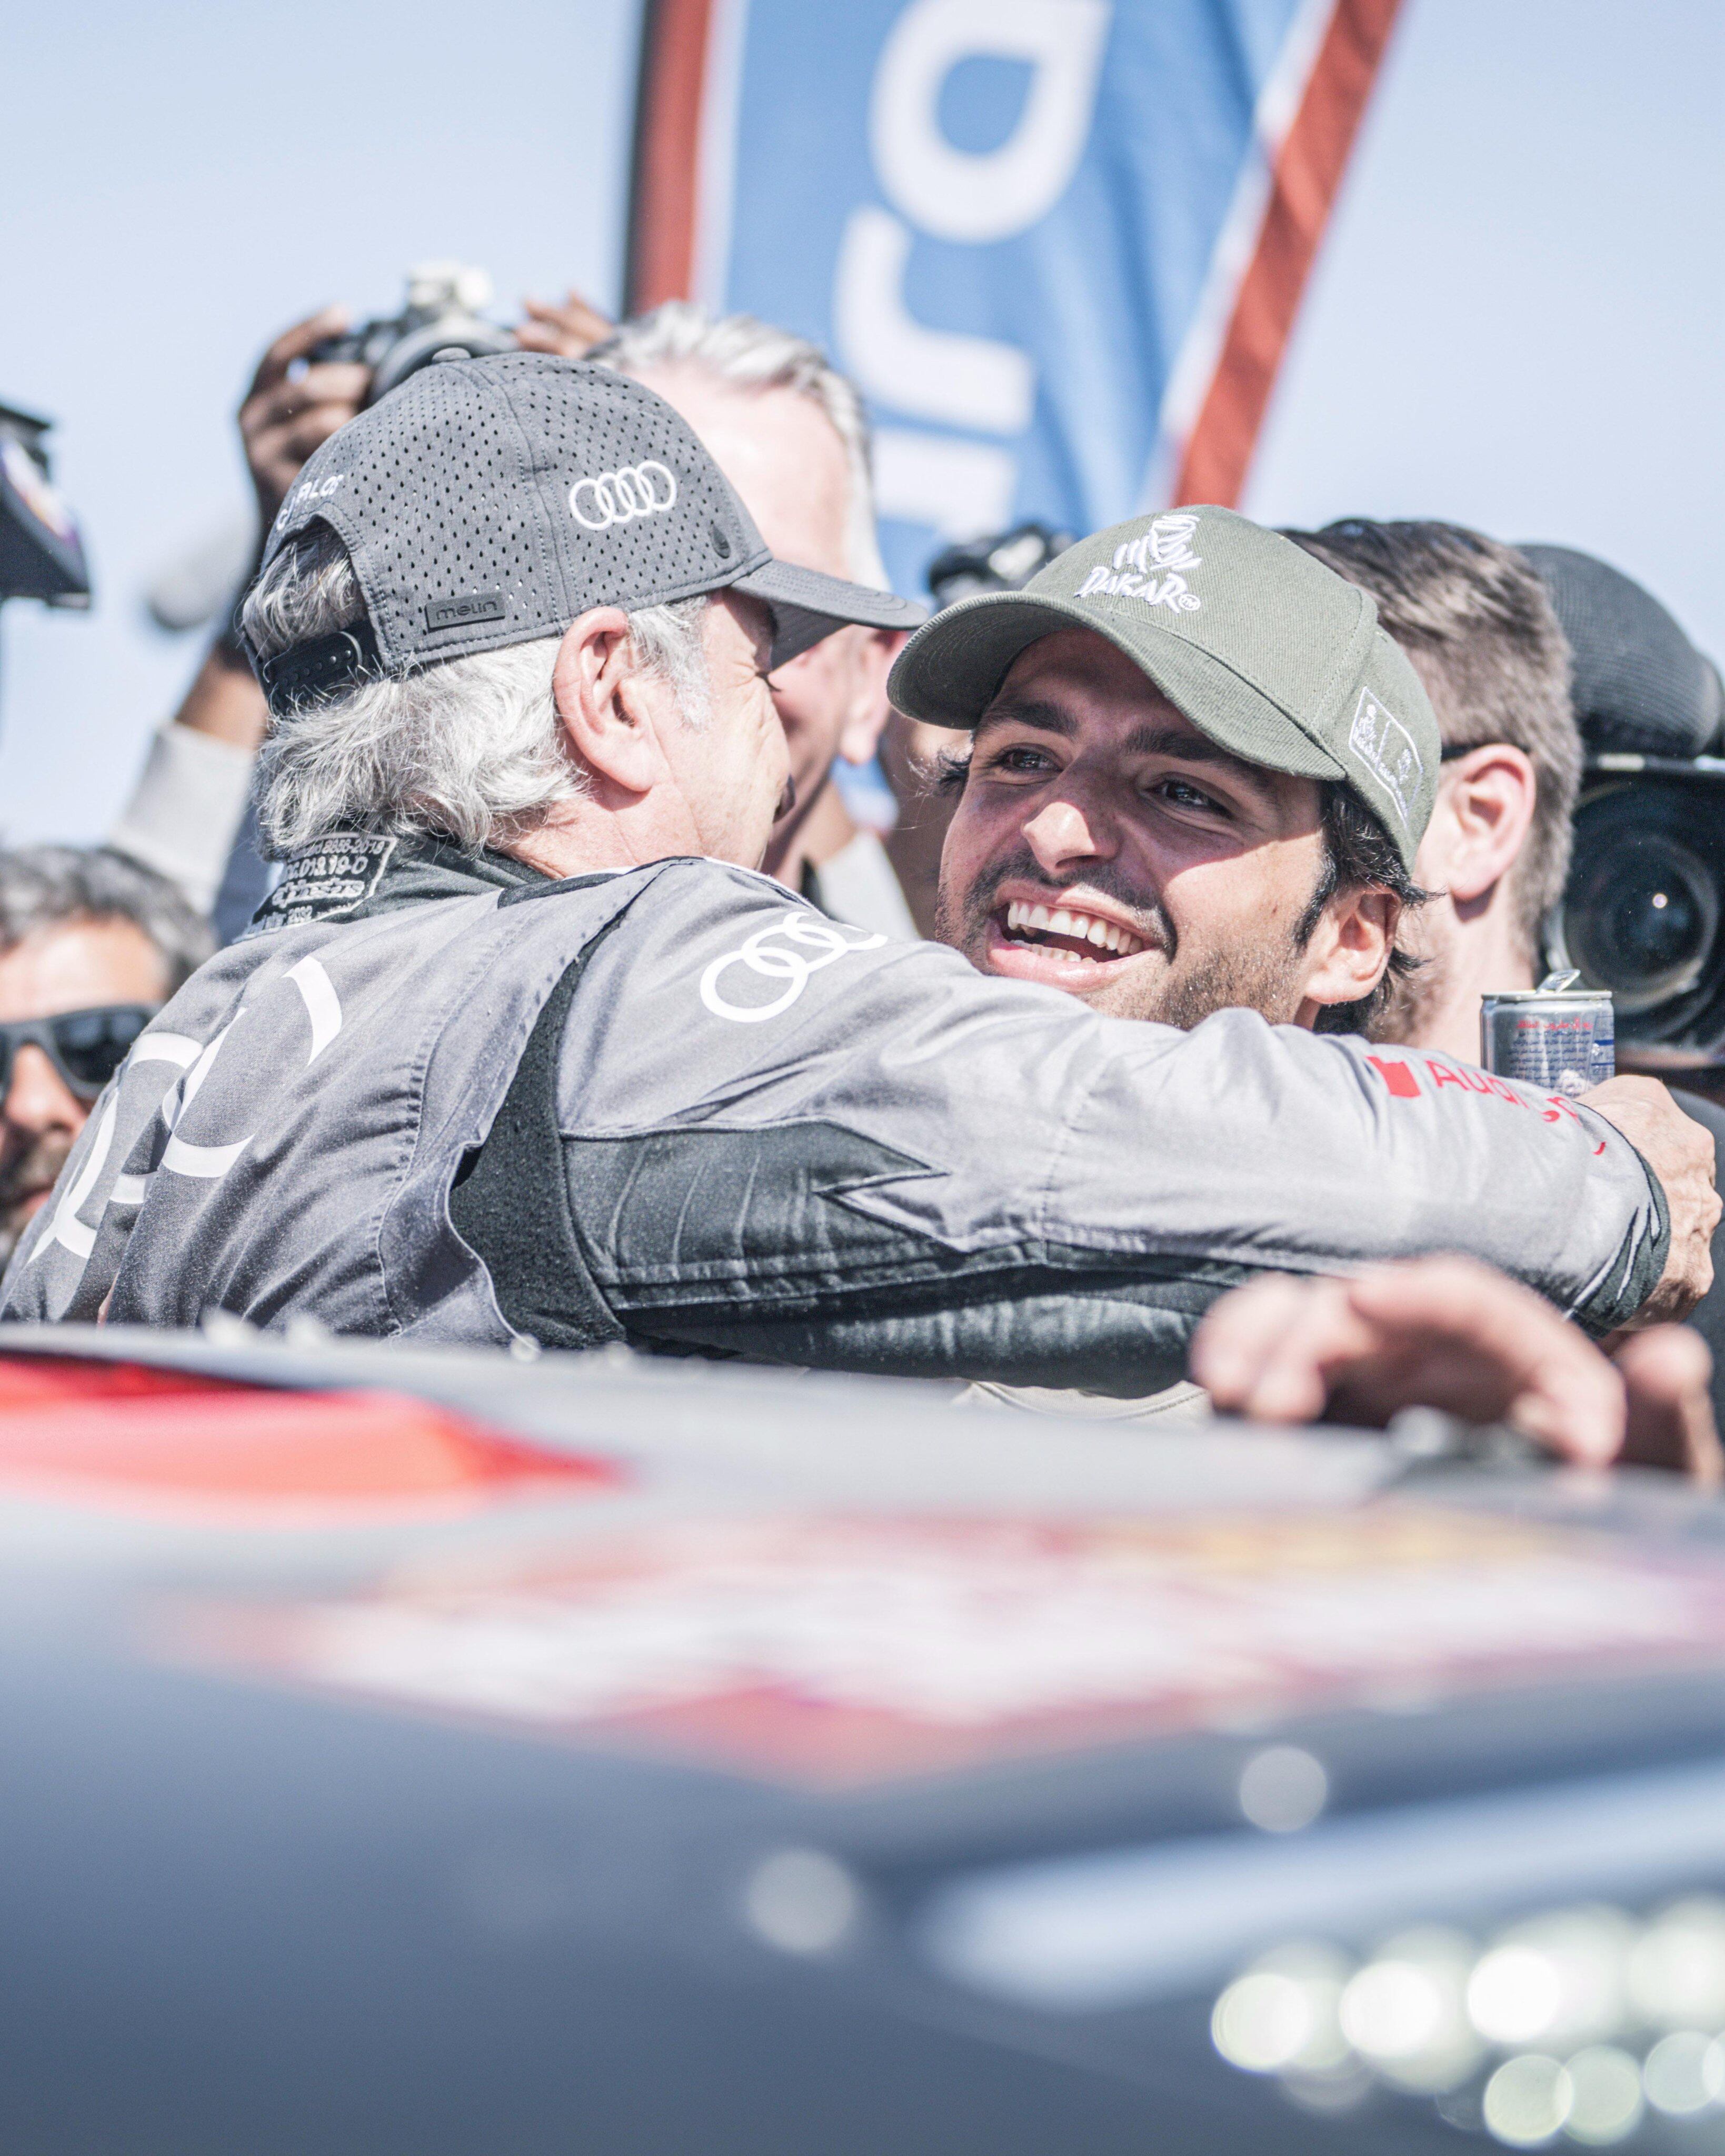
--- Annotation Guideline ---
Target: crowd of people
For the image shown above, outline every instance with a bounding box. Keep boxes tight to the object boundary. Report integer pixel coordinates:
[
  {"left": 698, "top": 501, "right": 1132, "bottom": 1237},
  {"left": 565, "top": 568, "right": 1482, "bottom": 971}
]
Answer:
[{"left": 2, "top": 283, "right": 1721, "bottom": 1479}]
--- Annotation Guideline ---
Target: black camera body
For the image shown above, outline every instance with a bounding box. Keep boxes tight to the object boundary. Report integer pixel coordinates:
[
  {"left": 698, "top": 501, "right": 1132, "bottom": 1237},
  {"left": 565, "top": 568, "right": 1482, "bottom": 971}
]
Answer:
[
  {"left": 1528, "top": 544, "right": 1725, "bottom": 1072},
  {"left": 0, "top": 403, "right": 89, "bottom": 610},
  {"left": 1551, "top": 753, "right": 1725, "bottom": 1070},
  {"left": 309, "top": 263, "right": 516, "bottom": 408},
  {"left": 925, "top": 521, "right": 1075, "bottom": 611}
]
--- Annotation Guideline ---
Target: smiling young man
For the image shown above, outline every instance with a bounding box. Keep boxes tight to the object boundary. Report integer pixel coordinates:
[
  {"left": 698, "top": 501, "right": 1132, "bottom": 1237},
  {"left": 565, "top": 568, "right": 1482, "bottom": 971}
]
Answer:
[
  {"left": 926, "top": 509, "right": 1430, "bottom": 1040},
  {"left": 901, "top": 506, "right": 1714, "bottom": 1413},
  {"left": 936, "top": 626, "right": 1422, "bottom": 1034}
]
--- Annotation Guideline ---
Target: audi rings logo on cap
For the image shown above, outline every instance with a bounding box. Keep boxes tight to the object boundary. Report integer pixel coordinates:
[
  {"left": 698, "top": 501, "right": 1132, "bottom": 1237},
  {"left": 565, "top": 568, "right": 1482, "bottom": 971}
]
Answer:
[{"left": 569, "top": 462, "right": 679, "bottom": 531}]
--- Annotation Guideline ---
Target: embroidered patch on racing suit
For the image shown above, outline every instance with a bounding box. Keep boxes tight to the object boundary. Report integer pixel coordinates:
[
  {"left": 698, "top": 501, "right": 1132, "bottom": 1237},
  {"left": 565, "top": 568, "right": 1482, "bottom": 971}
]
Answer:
[{"left": 243, "top": 835, "right": 398, "bottom": 938}]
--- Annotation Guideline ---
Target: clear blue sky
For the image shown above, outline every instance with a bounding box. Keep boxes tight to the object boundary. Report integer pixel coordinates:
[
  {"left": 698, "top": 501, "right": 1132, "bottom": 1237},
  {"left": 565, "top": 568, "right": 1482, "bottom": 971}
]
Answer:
[
  {"left": 1246, "top": 0, "right": 1725, "bottom": 654},
  {"left": 4, "top": 0, "right": 1721, "bottom": 845}
]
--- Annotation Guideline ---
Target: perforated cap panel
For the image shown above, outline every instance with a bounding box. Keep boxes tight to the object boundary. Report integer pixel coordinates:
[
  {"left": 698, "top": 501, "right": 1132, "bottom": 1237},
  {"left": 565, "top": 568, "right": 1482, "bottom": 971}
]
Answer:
[{"left": 261, "top": 353, "right": 920, "bottom": 675}]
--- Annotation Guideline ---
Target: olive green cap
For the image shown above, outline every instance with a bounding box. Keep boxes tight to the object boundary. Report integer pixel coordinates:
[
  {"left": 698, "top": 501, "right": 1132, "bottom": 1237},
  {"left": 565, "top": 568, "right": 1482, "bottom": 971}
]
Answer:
[{"left": 888, "top": 505, "right": 1440, "bottom": 873}]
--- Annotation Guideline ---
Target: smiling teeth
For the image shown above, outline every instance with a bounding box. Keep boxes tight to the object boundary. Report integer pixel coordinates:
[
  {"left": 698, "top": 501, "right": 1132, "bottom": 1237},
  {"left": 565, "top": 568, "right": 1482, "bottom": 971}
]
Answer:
[{"left": 1004, "top": 900, "right": 1146, "bottom": 956}]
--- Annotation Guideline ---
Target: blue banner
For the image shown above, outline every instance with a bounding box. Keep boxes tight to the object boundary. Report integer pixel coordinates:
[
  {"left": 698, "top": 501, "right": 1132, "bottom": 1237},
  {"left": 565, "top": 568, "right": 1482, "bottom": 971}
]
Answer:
[{"left": 682, "top": 0, "right": 1363, "bottom": 598}]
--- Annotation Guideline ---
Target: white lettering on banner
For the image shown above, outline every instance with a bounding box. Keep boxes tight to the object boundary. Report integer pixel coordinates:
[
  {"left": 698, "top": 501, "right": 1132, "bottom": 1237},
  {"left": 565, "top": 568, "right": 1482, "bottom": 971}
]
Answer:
[
  {"left": 835, "top": 207, "right": 1034, "bottom": 435},
  {"left": 701, "top": 913, "right": 888, "bottom": 1025},
  {"left": 871, "top": 0, "right": 1112, "bottom": 244},
  {"left": 872, "top": 427, "right": 1019, "bottom": 538},
  {"left": 834, "top": 0, "right": 1113, "bottom": 544}
]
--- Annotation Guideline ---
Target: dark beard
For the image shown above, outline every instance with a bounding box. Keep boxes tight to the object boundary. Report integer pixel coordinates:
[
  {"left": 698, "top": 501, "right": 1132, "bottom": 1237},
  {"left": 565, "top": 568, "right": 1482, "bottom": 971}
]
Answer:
[
  {"left": 1141, "top": 939, "right": 1312, "bottom": 1030},
  {"left": 938, "top": 841, "right": 1310, "bottom": 1029},
  {"left": 0, "top": 1130, "right": 74, "bottom": 1267}
]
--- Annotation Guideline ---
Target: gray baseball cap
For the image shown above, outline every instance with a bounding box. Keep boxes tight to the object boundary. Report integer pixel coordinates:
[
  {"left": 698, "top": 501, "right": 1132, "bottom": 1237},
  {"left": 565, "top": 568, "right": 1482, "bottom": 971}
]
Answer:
[
  {"left": 253, "top": 352, "right": 923, "bottom": 713},
  {"left": 888, "top": 505, "right": 1440, "bottom": 871}
]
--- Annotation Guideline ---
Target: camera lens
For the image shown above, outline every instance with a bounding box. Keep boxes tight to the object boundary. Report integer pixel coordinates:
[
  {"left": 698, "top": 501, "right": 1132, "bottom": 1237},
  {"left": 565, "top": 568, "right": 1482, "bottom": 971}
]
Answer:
[
  {"left": 1568, "top": 832, "right": 1715, "bottom": 1012},
  {"left": 1563, "top": 796, "right": 1721, "bottom": 1015}
]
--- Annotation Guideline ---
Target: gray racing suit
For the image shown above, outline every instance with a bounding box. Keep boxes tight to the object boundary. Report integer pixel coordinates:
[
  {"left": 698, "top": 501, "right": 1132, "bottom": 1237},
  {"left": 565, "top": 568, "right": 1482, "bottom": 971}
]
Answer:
[{"left": 0, "top": 837, "right": 1668, "bottom": 1391}]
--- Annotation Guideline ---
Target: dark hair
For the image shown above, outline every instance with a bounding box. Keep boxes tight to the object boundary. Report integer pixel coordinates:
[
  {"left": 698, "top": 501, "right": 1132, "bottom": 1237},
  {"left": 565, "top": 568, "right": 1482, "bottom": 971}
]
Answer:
[
  {"left": 1283, "top": 519, "right": 1578, "bottom": 963},
  {"left": 1302, "top": 784, "right": 1428, "bottom": 1035},
  {"left": 0, "top": 845, "right": 212, "bottom": 994},
  {"left": 936, "top": 747, "right": 1424, "bottom": 1033}
]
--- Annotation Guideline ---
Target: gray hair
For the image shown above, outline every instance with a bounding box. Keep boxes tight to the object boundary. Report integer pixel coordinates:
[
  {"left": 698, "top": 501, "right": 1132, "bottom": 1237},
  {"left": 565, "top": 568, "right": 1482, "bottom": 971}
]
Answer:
[
  {"left": 241, "top": 526, "right": 711, "bottom": 856},
  {"left": 592, "top": 302, "right": 889, "bottom": 590},
  {"left": 0, "top": 845, "right": 213, "bottom": 993}
]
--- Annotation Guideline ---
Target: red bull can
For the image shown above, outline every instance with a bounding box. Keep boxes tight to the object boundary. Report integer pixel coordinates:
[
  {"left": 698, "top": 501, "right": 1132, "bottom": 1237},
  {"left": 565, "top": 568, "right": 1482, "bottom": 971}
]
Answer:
[{"left": 1480, "top": 974, "right": 1615, "bottom": 1097}]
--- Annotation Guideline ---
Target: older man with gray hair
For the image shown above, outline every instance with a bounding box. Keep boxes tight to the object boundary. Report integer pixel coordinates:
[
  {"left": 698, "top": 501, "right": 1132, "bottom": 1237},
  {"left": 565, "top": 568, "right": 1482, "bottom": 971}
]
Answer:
[{"left": 112, "top": 295, "right": 918, "bottom": 942}]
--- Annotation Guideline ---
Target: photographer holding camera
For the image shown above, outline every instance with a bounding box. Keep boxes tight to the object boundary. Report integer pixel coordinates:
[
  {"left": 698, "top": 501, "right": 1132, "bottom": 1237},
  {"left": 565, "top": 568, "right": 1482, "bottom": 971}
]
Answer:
[
  {"left": 113, "top": 274, "right": 598, "bottom": 931},
  {"left": 113, "top": 281, "right": 921, "bottom": 944},
  {"left": 111, "top": 307, "right": 385, "bottom": 924},
  {"left": 107, "top": 270, "right": 608, "bottom": 927}
]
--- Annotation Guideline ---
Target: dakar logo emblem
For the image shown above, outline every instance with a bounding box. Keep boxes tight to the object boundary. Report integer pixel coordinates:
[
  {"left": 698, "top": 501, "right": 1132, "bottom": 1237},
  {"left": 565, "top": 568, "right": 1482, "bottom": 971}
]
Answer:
[
  {"left": 700, "top": 912, "right": 888, "bottom": 1024},
  {"left": 569, "top": 462, "right": 679, "bottom": 531},
  {"left": 1075, "top": 513, "right": 1203, "bottom": 613},
  {"left": 1349, "top": 685, "right": 1425, "bottom": 830}
]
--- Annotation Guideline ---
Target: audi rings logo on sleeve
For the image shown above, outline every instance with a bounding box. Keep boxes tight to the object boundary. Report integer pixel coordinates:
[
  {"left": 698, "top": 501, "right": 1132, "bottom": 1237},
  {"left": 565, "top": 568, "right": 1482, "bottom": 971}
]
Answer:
[
  {"left": 700, "top": 912, "right": 888, "bottom": 1023},
  {"left": 569, "top": 462, "right": 679, "bottom": 531}
]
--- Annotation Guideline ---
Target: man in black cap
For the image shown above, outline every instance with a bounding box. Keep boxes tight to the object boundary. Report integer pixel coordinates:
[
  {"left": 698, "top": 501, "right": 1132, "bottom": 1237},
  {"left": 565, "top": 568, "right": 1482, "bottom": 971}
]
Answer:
[{"left": 2, "top": 358, "right": 1711, "bottom": 1395}]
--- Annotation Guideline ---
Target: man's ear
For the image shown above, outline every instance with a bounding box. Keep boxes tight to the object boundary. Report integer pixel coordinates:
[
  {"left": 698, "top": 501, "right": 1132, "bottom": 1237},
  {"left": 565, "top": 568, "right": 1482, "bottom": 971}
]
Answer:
[
  {"left": 551, "top": 606, "right": 664, "bottom": 799},
  {"left": 1427, "top": 743, "right": 1538, "bottom": 907},
  {"left": 836, "top": 628, "right": 908, "bottom": 767},
  {"left": 1298, "top": 888, "right": 1402, "bottom": 1020}
]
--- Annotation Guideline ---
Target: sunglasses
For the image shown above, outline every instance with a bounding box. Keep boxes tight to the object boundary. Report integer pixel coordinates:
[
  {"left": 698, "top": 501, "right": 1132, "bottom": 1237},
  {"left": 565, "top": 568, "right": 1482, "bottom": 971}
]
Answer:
[{"left": 0, "top": 1005, "right": 159, "bottom": 1103}]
